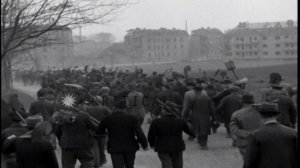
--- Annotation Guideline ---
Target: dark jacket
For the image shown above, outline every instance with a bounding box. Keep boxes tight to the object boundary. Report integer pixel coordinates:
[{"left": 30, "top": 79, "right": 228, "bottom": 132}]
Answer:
[
  {"left": 244, "top": 122, "right": 297, "bottom": 168},
  {"left": 268, "top": 94, "right": 297, "bottom": 128},
  {"left": 217, "top": 93, "right": 243, "bottom": 123},
  {"left": 3, "top": 136, "right": 59, "bottom": 168},
  {"left": 98, "top": 111, "right": 148, "bottom": 153},
  {"left": 182, "top": 92, "right": 216, "bottom": 135},
  {"left": 29, "top": 99, "right": 54, "bottom": 121},
  {"left": 148, "top": 114, "right": 195, "bottom": 152},
  {"left": 54, "top": 112, "right": 98, "bottom": 149}
]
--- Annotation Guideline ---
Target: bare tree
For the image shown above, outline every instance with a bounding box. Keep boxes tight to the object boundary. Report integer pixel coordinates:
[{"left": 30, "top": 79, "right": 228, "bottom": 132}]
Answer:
[{"left": 1, "top": 0, "right": 131, "bottom": 91}]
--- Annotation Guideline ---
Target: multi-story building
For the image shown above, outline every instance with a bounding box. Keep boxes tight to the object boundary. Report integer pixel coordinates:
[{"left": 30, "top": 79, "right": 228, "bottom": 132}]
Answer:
[
  {"left": 124, "top": 28, "right": 189, "bottom": 63},
  {"left": 189, "top": 28, "right": 224, "bottom": 61},
  {"left": 226, "top": 20, "right": 297, "bottom": 59}
]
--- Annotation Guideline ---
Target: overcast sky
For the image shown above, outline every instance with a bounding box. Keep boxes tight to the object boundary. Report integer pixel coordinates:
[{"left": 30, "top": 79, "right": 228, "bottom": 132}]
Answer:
[{"left": 73, "top": 0, "right": 298, "bottom": 42}]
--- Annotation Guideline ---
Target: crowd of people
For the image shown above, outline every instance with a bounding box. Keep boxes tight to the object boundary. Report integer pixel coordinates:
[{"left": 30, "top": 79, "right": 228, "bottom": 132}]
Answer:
[{"left": 1, "top": 65, "right": 298, "bottom": 168}]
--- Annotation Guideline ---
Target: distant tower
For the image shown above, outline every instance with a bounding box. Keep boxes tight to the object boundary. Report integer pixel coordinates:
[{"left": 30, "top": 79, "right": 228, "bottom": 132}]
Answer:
[{"left": 185, "top": 20, "right": 188, "bottom": 33}]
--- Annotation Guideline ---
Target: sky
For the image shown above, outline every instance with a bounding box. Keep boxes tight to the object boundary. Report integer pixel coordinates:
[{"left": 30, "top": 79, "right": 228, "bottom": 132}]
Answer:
[{"left": 73, "top": 0, "right": 298, "bottom": 42}]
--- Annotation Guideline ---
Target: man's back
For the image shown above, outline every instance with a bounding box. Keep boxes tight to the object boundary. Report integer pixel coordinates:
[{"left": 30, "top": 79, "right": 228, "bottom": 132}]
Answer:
[
  {"left": 29, "top": 100, "right": 54, "bottom": 121},
  {"left": 98, "top": 111, "right": 148, "bottom": 153},
  {"left": 244, "top": 123, "right": 297, "bottom": 168},
  {"left": 148, "top": 115, "right": 194, "bottom": 152},
  {"left": 268, "top": 94, "right": 296, "bottom": 127}
]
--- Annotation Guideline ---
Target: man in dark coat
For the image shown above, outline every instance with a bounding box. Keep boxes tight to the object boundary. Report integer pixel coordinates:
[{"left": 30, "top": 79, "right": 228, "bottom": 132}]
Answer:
[
  {"left": 1, "top": 111, "right": 29, "bottom": 168},
  {"left": 244, "top": 102, "right": 297, "bottom": 168},
  {"left": 29, "top": 89, "right": 55, "bottom": 121},
  {"left": 53, "top": 101, "right": 98, "bottom": 168},
  {"left": 182, "top": 86, "right": 216, "bottom": 149},
  {"left": 98, "top": 98, "right": 148, "bottom": 168},
  {"left": 148, "top": 102, "right": 195, "bottom": 168},
  {"left": 267, "top": 85, "right": 297, "bottom": 129},
  {"left": 217, "top": 86, "right": 243, "bottom": 137}
]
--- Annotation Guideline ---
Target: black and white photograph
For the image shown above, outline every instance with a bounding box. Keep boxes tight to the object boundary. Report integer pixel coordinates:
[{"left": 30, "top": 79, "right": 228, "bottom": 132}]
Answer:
[{"left": 1, "top": 0, "right": 298, "bottom": 168}]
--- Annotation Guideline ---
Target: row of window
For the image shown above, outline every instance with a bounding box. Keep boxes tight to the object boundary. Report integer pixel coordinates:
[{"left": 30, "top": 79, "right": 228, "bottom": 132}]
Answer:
[
  {"left": 148, "top": 51, "right": 184, "bottom": 57},
  {"left": 236, "top": 50, "right": 297, "bottom": 56},
  {"left": 148, "top": 44, "right": 185, "bottom": 50},
  {"left": 236, "top": 35, "right": 295, "bottom": 41},
  {"left": 275, "top": 50, "right": 297, "bottom": 55},
  {"left": 147, "top": 37, "right": 184, "bottom": 43}
]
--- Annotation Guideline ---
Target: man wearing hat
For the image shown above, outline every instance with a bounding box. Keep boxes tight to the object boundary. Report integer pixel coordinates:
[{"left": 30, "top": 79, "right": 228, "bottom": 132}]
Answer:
[
  {"left": 217, "top": 86, "right": 243, "bottom": 140},
  {"left": 244, "top": 102, "right": 297, "bottom": 168},
  {"left": 266, "top": 85, "right": 297, "bottom": 129},
  {"left": 148, "top": 101, "right": 195, "bottom": 168},
  {"left": 230, "top": 94, "right": 263, "bottom": 161},
  {"left": 98, "top": 97, "right": 148, "bottom": 168}
]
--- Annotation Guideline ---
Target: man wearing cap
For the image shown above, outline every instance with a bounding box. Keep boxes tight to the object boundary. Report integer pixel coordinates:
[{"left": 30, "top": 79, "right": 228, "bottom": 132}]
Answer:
[
  {"left": 2, "top": 119, "right": 59, "bottom": 168},
  {"left": 148, "top": 102, "right": 195, "bottom": 168},
  {"left": 217, "top": 85, "right": 243, "bottom": 139},
  {"left": 85, "top": 96, "right": 112, "bottom": 167},
  {"left": 230, "top": 94, "right": 263, "bottom": 161},
  {"left": 244, "top": 103, "right": 297, "bottom": 168},
  {"left": 1, "top": 111, "right": 29, "bottom": 168},
  {"left": 98, "top": 98, "right": 148, "bottom": 168}
]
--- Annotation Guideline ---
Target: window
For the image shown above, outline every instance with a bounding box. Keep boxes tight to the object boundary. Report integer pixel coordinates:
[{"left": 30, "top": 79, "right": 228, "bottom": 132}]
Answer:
[
  {"left": 162, "top": 52, "right": 164, "bottom": 56},
  {"left": 285, "top": 43, "right": 290, "bottom": 47},
  {"left": 173, "top": 38, "right": 177, "bottom": 42},
  {"left": 148, "top": 46, "right": 151, "bottom": 50},
  {"left": 161, "top": 46, "right": 164, "bottom": 49},
  {"left": 167, "top": 52, "right": 170, "bottom": 56},
  {"left": 275, "top": 36, "right": 280, "bottom": 40},
  {"left": 285, "top": 51, "right": 289, "bottom": 55},
  {"left": 148, "top": 53, "right": 151, "bottom": 57},
  {"left": 262, "top": 36, "right": 267, "bottom": 40},
  {"left": 240, "top": 37, "right": 244, "bottom": 42},
  {"left": 180, "top": 44, "right": 184, "bottom": 49},
  {"left": 236, "top": 45, "right": 240, "bottom": 49},
  {"left": 254, "top": 37, "right": 257, "bottom": 40},
  {"left": 250, "top": 37, "right": 252, "bottom": 42},
  {"left": 166, "top": 38, "right": 170, "bottom": 42},
  {"left": 263, "top": 44, "right": 268, "bottom": 48},
  {"left": 148, "top": 38, "right": 151, "bottom": 43},
  {"left": 275, "top": 44, "right": 280, "bottom": 48},
  {"left": 291, "top": 43, "right": 294, "bottom": 47},
  {"left": 166, "top": 45, "right": 169, "bottom": 49},
  {"left": 180, "top": 37, "right": 183, "bottom": 42},
  {"left": 263, "top": 52, "right": 268, "bottom": 55},
  {"left": 174, "top": 45, "right": 176, "bottom": 49},
  {"left": 254, "top": 52, "right": 257, "bottom": 55},
  {"left": 275, "top": 51, "right": 281, "bottom": 55},
  {"left": 249, "top": 46, "right": 252, "bottom": 50},
  {"left": 236, "top": 37, "right": 239, "bottom": 41},
  {"left": 236, "top": 52, "right": 240, "bottom": 56},
  {"left": 285, "top": 35, "right": 289, "bottom": 39},
  {"left": 291, "top": 51, "right": 295, "bottom": 55}
]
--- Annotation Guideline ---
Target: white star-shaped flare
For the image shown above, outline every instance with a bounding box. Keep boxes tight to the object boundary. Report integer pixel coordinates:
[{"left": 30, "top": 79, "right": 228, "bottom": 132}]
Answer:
[{"left": 62, "top": 94, "right": 76, "bottom": 108}]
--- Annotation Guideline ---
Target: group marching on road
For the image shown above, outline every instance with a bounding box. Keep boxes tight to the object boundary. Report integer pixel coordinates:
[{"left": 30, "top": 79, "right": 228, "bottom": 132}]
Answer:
[{"left": 1, "top": 66, "right": 298, "bottom": 168}]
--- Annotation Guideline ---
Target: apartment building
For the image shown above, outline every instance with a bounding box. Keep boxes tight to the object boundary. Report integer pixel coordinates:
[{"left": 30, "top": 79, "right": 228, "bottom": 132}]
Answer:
[
  {"left": 124, "top": 28, "right": 189, "bottom": 63},
  {"left": 226, "top": 20, "right": 297, "bottom": 59},
  {"left": 189, "top": 28, "right": 224, "bottom": 61}
]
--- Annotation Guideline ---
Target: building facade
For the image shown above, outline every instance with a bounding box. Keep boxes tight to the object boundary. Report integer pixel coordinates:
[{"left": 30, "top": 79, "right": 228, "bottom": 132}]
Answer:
[
  {"left": 124, "top": 28, "right": 189, "bottom": 63},
  {"left": 189, "top": 28, "right": 224, "bottom": 61},
  {"left": 226, "top": 20, "right": 297, "bottom": 59}
]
